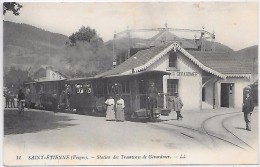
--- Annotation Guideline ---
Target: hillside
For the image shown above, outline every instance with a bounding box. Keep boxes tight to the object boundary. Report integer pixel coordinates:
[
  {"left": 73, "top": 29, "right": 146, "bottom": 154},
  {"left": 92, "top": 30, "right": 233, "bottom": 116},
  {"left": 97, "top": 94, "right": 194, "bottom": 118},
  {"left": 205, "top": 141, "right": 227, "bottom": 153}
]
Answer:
[
  {"left": 3, "top": 21, "right": 113, "bottom": 77},
  {"left": 234, "top": 45, "right": 258, "bottom": 73},
  {"left": 3, "top": 21, "right": 257, "bottom": 79},
  {"left": 3, "top": 21, "right": 68, "bottom": 71},
  {"left": 105, "top": 32, "right": 234, "bottom": 53}
]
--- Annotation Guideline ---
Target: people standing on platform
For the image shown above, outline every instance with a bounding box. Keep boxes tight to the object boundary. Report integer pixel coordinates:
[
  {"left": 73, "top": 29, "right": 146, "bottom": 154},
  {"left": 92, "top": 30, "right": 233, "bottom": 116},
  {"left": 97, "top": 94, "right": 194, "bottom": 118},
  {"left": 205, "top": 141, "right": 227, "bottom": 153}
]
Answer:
[
  {"left": 17, "top": 89, "right": 25, "bottom": 111},
  {"left": 25, "top": 87, "right": 31, "bottom": 108},
  {"left": 242, "top": 92, "right": 255, "bottom": 131},
  {"left": 104, "top": 96, "right": 116, "bottom": 121},
  {"left": 52, "top": 90, "right": 58, "bottom": 112},
  {"left": 4, "top": 90, "right": 10, "bottom": 108},
  {"left": 65, "top": 85, "right": 71, "bottom": 109},
  {"left": 116, "top": 95, "right": 125, "bottom": 122},
  {"left": 174, "top": 93, "right": 183, "bottom": 120},
  {"left": 10, "top": 92, "right": 15, "bottom": 108}
]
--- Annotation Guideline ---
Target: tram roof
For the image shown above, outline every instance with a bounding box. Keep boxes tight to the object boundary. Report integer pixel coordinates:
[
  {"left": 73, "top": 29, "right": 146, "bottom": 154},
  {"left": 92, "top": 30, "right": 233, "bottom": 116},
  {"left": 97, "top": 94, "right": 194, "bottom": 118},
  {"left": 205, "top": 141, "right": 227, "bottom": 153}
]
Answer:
[
  {"left": 66, "top": 76, "right": 98, "bottom": 82},
  {"left": 24, "top": 79, "right": 67, "bottom": 84},
  {"left": 102, "top": 70, "right": 170, "bottom": 78}
]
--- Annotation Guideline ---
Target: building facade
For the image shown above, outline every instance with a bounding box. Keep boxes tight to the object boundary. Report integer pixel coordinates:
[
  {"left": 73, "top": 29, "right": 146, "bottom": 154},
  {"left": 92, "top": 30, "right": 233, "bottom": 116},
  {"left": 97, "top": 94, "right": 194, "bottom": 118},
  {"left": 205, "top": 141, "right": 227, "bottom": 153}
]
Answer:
[
  {"left": 97, "top": 42, "right": 253, "bottom": 112},
  {"left": 34, "top": 66, "right": 67, "bottom": 81}
]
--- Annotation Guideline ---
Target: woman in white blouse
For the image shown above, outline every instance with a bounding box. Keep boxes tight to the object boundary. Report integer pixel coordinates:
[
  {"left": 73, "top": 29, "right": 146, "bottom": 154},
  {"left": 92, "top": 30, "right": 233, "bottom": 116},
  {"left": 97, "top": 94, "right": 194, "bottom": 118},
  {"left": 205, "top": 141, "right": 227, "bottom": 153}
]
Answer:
[
  {"left": 115, "top": 95, "right": 125, "bottom": 122},
  {"left": 104, "top": 96, "right": 116, "bottom": 121}
]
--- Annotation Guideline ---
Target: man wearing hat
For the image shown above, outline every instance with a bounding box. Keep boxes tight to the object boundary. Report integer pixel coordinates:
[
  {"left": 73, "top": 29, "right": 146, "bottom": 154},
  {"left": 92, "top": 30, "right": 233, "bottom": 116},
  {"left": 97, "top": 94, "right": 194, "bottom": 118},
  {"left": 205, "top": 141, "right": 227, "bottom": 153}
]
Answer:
[
  {"left": 242, "top": 90, "right": 254, "bottom": 131},
  {"left": 174, "top": 93, "right": 183, "bottom": 120}
]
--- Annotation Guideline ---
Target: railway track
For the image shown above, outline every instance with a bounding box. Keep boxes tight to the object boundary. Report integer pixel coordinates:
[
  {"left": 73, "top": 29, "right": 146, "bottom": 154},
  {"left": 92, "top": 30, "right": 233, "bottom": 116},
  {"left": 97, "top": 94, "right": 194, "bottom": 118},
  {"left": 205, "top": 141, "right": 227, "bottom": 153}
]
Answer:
[
  {"left": 221, "top": 114, "right": 256, "bottom": 151},
  {"left": 160, "top": 111, "right": 255, "bottom": 151}
]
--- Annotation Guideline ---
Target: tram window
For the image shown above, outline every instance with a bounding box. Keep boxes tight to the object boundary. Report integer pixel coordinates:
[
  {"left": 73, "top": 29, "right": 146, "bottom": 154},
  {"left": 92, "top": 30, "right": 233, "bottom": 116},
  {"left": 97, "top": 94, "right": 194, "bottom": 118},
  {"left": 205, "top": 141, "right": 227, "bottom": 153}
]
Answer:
[
  {"left": 167, "top": 79, "right": 178, "bottom": 96},
  {"left": 75, "top": 84, "right": 84, "bottom": 94},
  {"left": 83, "top": 83, "right": 92, "bottom": 94}
]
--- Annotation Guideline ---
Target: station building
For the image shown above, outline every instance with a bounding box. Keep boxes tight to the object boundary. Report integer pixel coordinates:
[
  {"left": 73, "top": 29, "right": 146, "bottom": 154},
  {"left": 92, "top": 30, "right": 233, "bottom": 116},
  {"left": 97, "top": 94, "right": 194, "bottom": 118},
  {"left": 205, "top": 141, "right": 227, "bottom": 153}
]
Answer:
[{"left": 97, "top": 42, "right": 252, "bottom": 111}]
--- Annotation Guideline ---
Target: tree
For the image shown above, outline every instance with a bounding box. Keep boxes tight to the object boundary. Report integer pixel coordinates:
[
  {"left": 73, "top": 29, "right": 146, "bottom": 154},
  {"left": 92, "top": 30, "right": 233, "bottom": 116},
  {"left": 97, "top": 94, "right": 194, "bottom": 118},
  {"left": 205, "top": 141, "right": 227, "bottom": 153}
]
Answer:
[
  {"left": 4, "top": 67, "right": 32, "bottom": 92},
  {"left": 68, "top": 33, "right": 76, "bottom": 46},
  {"left": 3, "top": 2, "right": 23, "bottom": 15},
  {"left": 64, "top": 26, "right": 112, "bottom": 78},
  {"left": 68, "top": 26, "right": 103, "bottom": 45}
]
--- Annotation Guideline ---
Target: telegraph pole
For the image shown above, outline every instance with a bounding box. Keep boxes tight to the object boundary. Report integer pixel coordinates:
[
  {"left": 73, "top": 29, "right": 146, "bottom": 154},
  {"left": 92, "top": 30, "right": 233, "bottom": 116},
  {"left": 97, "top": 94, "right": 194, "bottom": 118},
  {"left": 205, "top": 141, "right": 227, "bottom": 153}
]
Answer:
[{"left": 113, "top": 30, "right": 117, "bottom": 68}]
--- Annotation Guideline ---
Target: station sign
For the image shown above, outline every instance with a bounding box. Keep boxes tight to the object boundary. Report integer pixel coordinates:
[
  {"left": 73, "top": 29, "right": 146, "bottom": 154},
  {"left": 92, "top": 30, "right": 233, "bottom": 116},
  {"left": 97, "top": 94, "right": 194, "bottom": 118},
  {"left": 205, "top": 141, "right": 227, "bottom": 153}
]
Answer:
[{"left": 170, "top": 71, "right": 198, "bottom": 77}]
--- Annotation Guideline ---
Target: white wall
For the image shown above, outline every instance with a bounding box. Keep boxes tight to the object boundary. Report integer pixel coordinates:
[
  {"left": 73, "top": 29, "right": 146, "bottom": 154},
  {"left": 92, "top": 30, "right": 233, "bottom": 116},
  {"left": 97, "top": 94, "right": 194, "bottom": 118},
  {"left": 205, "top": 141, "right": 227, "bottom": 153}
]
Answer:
[
  {"left": 46, "top": 68, "right": 66, "bottom": 81},
  {"left": 215, "top": 77, "right": 251, "bottom": 109},
  {"left": 147, "top": 51, "right": 203, "bottom": 111},
  {"left": 145, "top": 49, "right": 252, "bottom": 111},
  {"left": 204, "top": 82, "right": 214, "bottom": 108}
]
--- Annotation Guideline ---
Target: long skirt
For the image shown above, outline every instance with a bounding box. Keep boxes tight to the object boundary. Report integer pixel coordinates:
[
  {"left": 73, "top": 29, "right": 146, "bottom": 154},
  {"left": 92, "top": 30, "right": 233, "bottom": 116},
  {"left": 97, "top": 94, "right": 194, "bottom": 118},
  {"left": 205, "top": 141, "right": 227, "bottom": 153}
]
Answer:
[
  {"left": 116, "top": 105, "right": 125, "bottom": 121},
  {"left": 106, "top": 105, "right": 115, "bottom": 121}
]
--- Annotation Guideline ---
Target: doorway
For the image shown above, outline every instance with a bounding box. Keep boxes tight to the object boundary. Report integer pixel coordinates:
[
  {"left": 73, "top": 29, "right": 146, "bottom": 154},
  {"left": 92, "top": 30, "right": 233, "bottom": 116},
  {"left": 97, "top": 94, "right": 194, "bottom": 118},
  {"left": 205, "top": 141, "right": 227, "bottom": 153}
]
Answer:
[{"left": 221, "top": 83, "right": 234, "bottom": 108}]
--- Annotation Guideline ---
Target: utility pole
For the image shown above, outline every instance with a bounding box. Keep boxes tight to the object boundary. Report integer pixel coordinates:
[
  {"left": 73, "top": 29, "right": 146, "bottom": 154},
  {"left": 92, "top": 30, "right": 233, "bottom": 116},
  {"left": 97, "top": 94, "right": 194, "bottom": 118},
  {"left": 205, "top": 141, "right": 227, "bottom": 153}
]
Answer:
[
  {"left": 212, "top": 30, "right": 216, "bottom": 52},
  {"left": 127, "top": 26, "right": 131, "bottom": 59},
  {"left": 201, "top": 25, "right": 205, "bottom": 52},
  {"left": 113, "top": 30, "right": 117, "bottom": 68},
  {"left": 165, "top": 22, "right": 168, "bottom": 43}
]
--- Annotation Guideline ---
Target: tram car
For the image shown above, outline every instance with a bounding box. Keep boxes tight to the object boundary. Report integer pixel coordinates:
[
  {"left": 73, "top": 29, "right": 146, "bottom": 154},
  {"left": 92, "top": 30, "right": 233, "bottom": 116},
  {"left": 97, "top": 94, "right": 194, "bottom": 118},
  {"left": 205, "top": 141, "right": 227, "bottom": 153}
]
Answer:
[
  {"left": 99, "top": 70, "right": 169, "bottom": 119},
  {"left": 23, "top": 70, "right": 170, "bottom": 120},
  {"left": 65, "top": 77, "right": 106, "bottom": 114},
  {"left": 24, "top": 80, "right": 66, "bottom": 110}
]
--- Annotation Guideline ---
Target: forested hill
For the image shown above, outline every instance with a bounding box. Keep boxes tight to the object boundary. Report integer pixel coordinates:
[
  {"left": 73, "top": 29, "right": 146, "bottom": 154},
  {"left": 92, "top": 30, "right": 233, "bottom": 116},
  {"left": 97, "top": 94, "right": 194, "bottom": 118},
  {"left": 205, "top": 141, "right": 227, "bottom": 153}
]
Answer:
[
  {"left": 3, "top": 21, "right": 68, "bottom": 71},
  {"left": 4, "top": 20, "right": 68, "bottom": 48},
  {"left": 3, "top": 21, "right": 257, "bottom": 78},
  {"left": 3, "top": 21, "right": 113, "bottom": 77}
]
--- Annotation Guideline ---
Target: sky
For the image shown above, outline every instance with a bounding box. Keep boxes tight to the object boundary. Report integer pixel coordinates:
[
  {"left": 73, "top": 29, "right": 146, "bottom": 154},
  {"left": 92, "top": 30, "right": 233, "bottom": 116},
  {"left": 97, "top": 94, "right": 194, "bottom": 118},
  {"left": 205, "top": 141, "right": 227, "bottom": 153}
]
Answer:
[{"left": 3, "top": 1, "right": 259, "bottom": 51}]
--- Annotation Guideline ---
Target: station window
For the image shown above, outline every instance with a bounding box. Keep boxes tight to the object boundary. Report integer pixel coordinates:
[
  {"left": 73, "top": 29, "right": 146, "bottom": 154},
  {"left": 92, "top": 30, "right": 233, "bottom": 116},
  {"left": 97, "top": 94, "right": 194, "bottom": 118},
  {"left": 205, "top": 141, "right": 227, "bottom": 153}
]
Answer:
[
  {"left": 169, "top": 51, "right": 177, "bottom": 68},
  {"left": 167, "top": 79, "right": 178, "bottom": 96}
]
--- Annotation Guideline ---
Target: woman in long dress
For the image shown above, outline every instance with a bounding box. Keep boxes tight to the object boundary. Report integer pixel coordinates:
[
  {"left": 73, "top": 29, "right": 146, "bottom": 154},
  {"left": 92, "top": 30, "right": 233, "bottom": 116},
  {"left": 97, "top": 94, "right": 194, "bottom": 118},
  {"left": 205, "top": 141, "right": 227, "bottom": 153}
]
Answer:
[
  {"left": 116, "top": 95, "right": 125, "bottom": 122},
  {"left": 105, "top": 96, "right": 116, "bottom": 121}
]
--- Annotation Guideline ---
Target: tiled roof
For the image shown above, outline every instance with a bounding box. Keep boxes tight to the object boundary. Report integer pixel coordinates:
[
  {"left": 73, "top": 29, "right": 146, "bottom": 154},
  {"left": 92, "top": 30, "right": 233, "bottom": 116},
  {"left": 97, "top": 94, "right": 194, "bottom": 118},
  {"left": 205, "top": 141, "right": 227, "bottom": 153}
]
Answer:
[
  {"left": 97, "top": 43, "right": 251, "bottom": 79},
  {"left": 96, "top": 43, "right": 173, "bottom": 77},
  {"left": 187, "top": 51, "right": 251, "bottom": 74}
]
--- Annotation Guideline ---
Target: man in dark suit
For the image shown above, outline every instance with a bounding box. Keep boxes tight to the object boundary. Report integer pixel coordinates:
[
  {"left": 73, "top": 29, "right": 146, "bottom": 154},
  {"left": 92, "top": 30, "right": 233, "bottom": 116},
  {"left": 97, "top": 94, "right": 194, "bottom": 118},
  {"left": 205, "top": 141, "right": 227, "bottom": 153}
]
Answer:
[
  {"left": 147, "top": 81, "right": 159, "bottom": 118},
  {"left": 242, "top": 92, "right": 255, "bottom": 131}
]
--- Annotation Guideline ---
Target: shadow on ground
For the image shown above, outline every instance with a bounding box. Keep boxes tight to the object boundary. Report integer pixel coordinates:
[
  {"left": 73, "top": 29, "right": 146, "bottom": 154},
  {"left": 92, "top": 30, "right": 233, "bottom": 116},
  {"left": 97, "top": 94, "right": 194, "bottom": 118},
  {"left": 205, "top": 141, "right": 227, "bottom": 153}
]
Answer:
[
  {"left": 4, "top": 109, "right": 77, "bottom": 135},
  {"left": 235, "top": 127, "right": 247, "bottom": 131}
]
